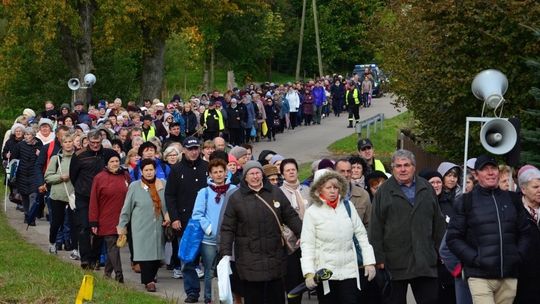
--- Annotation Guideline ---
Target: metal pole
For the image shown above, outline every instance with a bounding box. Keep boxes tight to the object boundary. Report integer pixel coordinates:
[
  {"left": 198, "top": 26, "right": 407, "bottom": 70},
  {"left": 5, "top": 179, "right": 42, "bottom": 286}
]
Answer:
[
  {"left": 295, "top": 0, "right": 307, "bottom": 80},
  {"left": 312, "top": 0, "right": 323, "bottom": 77},
  {"left": 463, "top": 118, "right": 471, "bottom": 189}
]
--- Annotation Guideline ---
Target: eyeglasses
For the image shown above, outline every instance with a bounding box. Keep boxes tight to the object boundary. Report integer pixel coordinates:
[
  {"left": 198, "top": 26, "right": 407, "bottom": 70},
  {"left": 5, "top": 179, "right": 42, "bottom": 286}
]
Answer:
[{"left": 361, "top": 146, "right": 372, "bottom": 151}]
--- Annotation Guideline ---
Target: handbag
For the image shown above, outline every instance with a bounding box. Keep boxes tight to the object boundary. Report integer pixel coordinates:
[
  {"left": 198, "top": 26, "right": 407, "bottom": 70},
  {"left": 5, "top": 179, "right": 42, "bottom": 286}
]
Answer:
[
  {"left": 56, "top": 156, "right": 76, "bottom": 210},
  {"left": 178, "top": 218, "right": 204, "bottom": 264},
  {"left": 254, "top": 193, "right": 298, "bottom": 255},
  {"left": 343, "top": 200, "right": 363, "bottom": 266}
]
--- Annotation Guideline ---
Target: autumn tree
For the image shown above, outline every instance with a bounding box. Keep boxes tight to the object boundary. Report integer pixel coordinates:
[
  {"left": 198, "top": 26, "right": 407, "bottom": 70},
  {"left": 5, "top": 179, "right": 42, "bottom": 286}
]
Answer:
[{"left": 373, "top": 0, "right": 540, "bottom": 160}]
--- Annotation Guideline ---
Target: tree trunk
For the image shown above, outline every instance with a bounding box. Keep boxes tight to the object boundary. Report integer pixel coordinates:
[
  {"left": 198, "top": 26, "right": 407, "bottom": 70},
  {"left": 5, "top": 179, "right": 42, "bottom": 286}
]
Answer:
[
  {"left": 58, "top": 0, "right": 96, "bottom": 107},
  {"left": 209, "top": 46, "right": 215, "bottom": 90},
  {"left": 140, "top": 30, "right": 166, "bottom": 102}
]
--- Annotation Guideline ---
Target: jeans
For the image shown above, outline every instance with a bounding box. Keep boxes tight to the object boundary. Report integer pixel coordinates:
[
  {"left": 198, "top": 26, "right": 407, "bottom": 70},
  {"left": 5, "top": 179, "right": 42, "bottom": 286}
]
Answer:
[
  {"left": 314, "top": 105, "right": 322, "bottom": 124},
  {"left": 201, "top": 243, "right": 217, "bottom": 302},
  {"left": 182, "top": 259, "right": 201, "bottom": 299}
]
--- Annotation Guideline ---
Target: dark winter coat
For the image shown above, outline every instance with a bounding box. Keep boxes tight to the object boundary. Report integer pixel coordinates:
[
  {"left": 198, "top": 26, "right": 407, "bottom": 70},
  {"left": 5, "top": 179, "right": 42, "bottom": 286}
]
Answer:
[
  {"left": 518, "top": 200, "right": 540, "bottom": 279},
  {"left": 264, "top": 103, "right": 278, "bottom": 128},
  {"left": 226, "top": 105, "right": 245, "bottom": 129},
  {"left": 2, "top": 135, "right": 23, "bottom": 161},
  {"left": 182, "top": 111, "right": 198, "bottom": 135},
  {"left": 12, "top": 138, "right": 43, "bottom": 195},
  {"left": 164, "top": 156, "right": 208, "bottom": 225},
  {"left": 302, "top": 93, "right": 314, "bottom": 115},
  {"left": 219, "top": 181, "right": 302, "bottom": 282},
  {"left": 446, "top": 186, "right": 529, "bottom": 279},
  {"left": 69, "top": 146, "right": 117, "bottom": 200},
  {"left": 369, "top": 176, "right": 446, "bottom": 280}
]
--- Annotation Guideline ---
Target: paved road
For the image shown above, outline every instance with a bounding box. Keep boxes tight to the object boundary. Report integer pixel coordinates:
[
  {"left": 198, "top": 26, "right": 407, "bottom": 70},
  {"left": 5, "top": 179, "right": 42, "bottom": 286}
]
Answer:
[
  {"left": 252, "top": 94, "right": 404, "bottom": 164},
  {"left": 4, "top": 94, "right": 409, "bottom": 303}
]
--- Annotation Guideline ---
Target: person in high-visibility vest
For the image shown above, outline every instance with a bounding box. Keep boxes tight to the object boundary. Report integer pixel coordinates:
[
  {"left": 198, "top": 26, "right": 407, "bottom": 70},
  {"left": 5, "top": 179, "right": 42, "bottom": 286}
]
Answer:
[
  {"left": 200, "top": 101, "right": 224, "bottom": 141},
  {"left": 357, "top": 138, "right": 387, "bottom": 176},
  {"left": 345, "top": 80, "right": 360, "bottom": 128},
  {"left": 141, "top": 115, "right": 156, "bottom": 142}
]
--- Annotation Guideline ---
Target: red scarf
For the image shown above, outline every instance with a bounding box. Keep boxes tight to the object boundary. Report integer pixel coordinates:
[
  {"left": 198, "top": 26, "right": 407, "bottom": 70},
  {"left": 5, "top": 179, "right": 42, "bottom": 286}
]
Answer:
[
  {"left": 210, "top": 184, "right": 230, "bottom": 203},
  {"left": 319, "top": 194, "right": 339, "bottom": 209}
]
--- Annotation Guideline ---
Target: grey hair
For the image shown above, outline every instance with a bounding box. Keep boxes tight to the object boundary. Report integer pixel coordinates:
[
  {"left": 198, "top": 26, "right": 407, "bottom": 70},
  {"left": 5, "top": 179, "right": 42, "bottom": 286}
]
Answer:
[
  {"left": 391, "top": 149, "right": 416, "bottom": 167},
  {"left": 24, "top": 127, "right": 36, "bottom": 136},
  {"left": 87, "top": 130, "right": 101, "bottom": 141},
  {"left": 519, "top": 168, "right": 540, "bottom": 188}
]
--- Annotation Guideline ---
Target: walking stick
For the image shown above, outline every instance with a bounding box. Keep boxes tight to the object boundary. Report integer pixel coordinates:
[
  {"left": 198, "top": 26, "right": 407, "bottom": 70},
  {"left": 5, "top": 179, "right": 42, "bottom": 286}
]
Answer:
[{"left": 4, "top": 155, "right": 10, "bottom": 213}]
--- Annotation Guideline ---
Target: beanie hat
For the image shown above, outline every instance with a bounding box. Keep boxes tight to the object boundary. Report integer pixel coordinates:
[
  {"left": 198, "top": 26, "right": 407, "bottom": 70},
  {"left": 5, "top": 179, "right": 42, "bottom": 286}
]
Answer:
[
  {"left": 38, "top": 118, "right": 54, "bottom": 129},
  {"left": 23, "top": 108, "right": 36, "bottom": 118},
  {"left": 60, "top": 103, "right": 70, "bottom": 110},
  {"left": 318, "top": 158, "right": 335, "bottom": 170},
  {"left": 270, "top": 154, "right": 284, "bottom": 165},
  {"left": 228, "top": 154, "right": 239, "bottom": 166},
  {"left": 230, "top": 146, "right": 248, "bottom": 160},
  {"left": 262, "top": 164, "right": 280, "bottom": 177},
  {"left": 104, "top": 150, "right": 121, "bottom": 166},
  {"left": 518, "top": 165, "right": 540, "bottom": 187},
  {"left": 242, "top": 160, "right": 263, "bottom": 179},
  {"left": 419, "top": 169, "right": 443, "bottom": 182}
]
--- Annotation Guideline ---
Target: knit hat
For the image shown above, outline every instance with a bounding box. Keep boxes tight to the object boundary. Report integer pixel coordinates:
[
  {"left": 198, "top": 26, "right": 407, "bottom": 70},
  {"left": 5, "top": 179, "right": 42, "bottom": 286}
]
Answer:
[
  {"left": 262, "top": 164, "right": 280, "bottom": 177},
  {"left": 518, "top": 165, "right": 540, "bottom": 187},
  {"left": 270, "top": 154, "right": 284, "bottom": 165},
  {"left": 60, "top": 103, "right": 70, "bottom": 110},
  {"left": 228, "top": 154, "right": 239, "bottom": 167},
  {"left": 419, "top": 169, "right": 443, "bottom": 182},
  {"left": 23, "top": 108, "right": 36, "bottom": 118},
  {"left": 104, "top": 150, "right": 120, "bottom": 166},
  {"left": 318, "top": 158, "right": 335, "bottom": 170},
  {"left": 230, "top": 146, "right": 248, "bottom": 160},
  {"left": 242, "top": 160, "right": 263, "bottom": 179},
  {"left": 38, "top": 118, "right": 54, "bottom": 129}
]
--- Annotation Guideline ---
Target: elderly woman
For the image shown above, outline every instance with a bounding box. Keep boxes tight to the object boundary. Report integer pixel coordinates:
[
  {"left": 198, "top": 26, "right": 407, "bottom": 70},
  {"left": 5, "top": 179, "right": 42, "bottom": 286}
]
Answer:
[
  {"left": 191, "top": 158, "right": 237, "bottom": 304},
  {"left": 301, "top": 169, "right": 376, "bottom": 303},
  {"left": 2, "top": 123, "right": 25, "bottom": 208},
  {"left": 162, "top": 146, "right": 181, "bottom": 166},
  {"left": 12, "top": 127, "right": 43, "bottom": 225},
  {"left": 117, "top": 159, "right": 170, "bottom": 292},
  {"left": 89, "top": 151, "right": 131, "bottom": 283},
  {"left": 514, "top": 165, "right": 540, "bottom": 303},
  {"left": 44, "top": 134, "right": 76, "bottom": 255}
]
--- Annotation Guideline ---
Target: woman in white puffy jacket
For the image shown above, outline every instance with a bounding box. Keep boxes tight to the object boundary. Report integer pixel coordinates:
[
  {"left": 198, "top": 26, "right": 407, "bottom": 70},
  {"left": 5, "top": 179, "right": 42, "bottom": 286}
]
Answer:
[{"left": 301, "top": 169, "right": 376, "bottom": 304}]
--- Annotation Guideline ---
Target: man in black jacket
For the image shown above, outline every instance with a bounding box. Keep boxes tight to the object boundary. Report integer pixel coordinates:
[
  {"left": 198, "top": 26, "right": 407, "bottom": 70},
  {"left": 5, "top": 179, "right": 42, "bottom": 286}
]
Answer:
[
  {"left": 165, "top": 136, "right": 208, "bottom": 303},
  {"left": 446, "top": 155, "right": 530, "bottom": 304},
  {"left": 69, "top": 130, "right": 116, "bottom": 269}
]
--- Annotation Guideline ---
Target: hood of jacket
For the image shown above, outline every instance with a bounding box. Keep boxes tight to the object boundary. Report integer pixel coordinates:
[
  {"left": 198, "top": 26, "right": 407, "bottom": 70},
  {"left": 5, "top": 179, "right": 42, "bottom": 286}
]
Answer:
[
  {"left": 437, "top": 161, "right": 461, "bottom": 178},
  {"left": 309, "top": 170, "right": 348, "bottom": 205}
]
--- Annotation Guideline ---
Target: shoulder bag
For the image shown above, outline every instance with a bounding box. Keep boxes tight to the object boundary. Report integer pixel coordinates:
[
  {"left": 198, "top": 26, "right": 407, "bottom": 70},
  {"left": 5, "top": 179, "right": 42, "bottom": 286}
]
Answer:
[
  {"left": 56, "top": 156, "right": 76, "bottom": 210},
  {"left": 254, "top": 191, "right": 299, "bottom": 255}
]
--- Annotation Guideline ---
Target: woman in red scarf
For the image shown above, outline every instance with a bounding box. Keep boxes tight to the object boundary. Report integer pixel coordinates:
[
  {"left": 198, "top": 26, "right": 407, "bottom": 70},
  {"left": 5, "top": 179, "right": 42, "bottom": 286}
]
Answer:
[{"left": 301, "top": 169, "right": 377, "bottom": 304}]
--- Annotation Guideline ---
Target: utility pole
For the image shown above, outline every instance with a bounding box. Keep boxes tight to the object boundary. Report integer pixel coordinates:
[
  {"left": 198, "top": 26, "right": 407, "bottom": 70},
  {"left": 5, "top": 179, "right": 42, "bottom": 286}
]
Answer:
[
  {"left": 295, "top": 0, "right": 307, "bottom": 81},
  {"left": 312, "top": 0, "right": 323, "bottom": 78}
]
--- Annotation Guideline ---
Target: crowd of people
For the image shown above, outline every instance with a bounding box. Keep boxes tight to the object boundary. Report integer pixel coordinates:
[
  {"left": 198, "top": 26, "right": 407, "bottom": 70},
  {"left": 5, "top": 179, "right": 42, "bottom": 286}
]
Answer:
[{"left": 2, "top": 78, "right": 539, "bottom": 304}]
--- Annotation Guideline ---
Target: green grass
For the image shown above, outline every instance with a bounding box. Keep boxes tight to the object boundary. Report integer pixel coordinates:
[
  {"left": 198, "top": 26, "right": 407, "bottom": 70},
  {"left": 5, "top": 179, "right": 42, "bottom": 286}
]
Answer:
[
  {"left": 0, "top": 188, "right": 168, "bottom": 303},
  {"left": 328, "top": 111, "right": 413, "bottom": 166},
  {"left": 298, "top": 162, "right": 313, "bottom": 182}
]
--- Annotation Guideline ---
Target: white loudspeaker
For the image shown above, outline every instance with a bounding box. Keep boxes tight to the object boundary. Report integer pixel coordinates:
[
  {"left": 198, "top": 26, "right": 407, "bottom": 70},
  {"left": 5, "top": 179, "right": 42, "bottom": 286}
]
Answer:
[
  {"left": 480, "top": 118, "right": 517, "bottom": 155},
  {"left": 83, "top": 73, "right": 96, "bottom": 86},
  {"left": 68, "top": 78, "right": 80, "bottom": 91},
  {"left": 471, "top": 69, "right": 508, "bottom": 109}
]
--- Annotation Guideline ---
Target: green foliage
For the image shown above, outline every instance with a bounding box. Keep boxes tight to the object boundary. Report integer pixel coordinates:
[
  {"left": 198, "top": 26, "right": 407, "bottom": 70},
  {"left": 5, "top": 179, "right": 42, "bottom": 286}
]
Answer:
[
  {"left": 328, "top": 111, "right": 413, "bottom": 165},
  {"left": 521, "top": 38, "right": 540, "bottom": 166},
  {"left": 0, "top": 211, "right": 167, "bottom": 303},
  {"left": 373, "top": 0, "right": 540, "bottom": 161}
]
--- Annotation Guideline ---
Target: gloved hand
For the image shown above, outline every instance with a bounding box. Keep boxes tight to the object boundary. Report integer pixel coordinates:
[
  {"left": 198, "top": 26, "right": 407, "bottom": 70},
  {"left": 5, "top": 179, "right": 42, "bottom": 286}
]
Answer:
[
  {"left": 364, "top": 265, "right": 376, "bottom": 281},
  {"left": 305, "top": 273, "right": 317, "bottom": 289}
]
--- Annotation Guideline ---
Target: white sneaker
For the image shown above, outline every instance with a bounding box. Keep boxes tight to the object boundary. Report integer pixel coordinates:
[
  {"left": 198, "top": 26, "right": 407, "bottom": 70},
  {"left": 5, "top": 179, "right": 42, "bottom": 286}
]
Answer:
[
  {"left": 49, "top": 243, "right": 57, "bottom": 255},
  {"left": 196, "top": 267, "right": 204, "bottom": 279},
  {"left": 172, "top": 268, "right": 183, "bottom": 279},
  {"left": 69, "top": 249, "right": 80, "bottom": 260}
]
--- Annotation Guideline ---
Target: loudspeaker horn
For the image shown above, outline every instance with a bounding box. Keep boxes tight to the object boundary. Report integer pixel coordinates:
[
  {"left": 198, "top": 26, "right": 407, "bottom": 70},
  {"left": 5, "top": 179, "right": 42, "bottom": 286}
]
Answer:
[
  {"left": 83, "top": 73, "right": 96, "bottom": 86},
  {"left": 68, "top": 78, "right": 80, "bottom": 91},
  {"left": 471, "top": 69, "right": 508, "bottom": 109},
  {"left": 480, "top": 118, "right": 517, "bottom": 155}
]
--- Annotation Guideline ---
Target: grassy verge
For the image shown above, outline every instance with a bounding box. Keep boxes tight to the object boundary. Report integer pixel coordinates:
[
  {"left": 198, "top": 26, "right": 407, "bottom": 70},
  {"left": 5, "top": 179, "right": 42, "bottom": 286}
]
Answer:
[
  {"left": 0, "top": 187, "right": 167, "bottom": 303},
  {"left": 328, "top": 111, "right": 413, "bottom": 166}
]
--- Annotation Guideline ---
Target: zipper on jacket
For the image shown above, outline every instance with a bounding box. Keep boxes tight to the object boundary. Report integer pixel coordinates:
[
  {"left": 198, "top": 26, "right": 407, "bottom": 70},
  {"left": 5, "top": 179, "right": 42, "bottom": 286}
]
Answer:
[{"left": 491, "top": 191, "right": 504, "bottom": 277}]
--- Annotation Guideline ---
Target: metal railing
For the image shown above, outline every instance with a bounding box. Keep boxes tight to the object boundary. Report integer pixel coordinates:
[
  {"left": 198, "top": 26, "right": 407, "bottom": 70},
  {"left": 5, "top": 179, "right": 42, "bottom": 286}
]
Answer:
[{"left": 355, "top": 113, "right": 385, "bottom": 138}]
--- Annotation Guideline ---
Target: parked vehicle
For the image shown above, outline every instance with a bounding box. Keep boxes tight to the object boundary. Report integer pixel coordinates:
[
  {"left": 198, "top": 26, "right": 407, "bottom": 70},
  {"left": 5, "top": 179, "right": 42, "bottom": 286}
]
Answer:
[{"left": 353, "top": 64, "right": 383, "bottom": 97}]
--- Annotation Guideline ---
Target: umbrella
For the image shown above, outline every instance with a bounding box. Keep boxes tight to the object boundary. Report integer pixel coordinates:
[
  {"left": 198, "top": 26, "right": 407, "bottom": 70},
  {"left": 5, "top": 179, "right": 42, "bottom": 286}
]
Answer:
[
  {"left": 26, "top": 193, "right": 44, "bottom": 230},
  {"left": 287, "top": 268, "right": 333, "bottom": 299}
]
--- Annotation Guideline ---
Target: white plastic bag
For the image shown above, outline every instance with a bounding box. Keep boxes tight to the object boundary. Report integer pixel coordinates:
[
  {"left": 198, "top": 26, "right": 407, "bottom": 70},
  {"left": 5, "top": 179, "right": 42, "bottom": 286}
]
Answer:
[{"left": 217, "top": 256, "right": 233, "bottom": 304}]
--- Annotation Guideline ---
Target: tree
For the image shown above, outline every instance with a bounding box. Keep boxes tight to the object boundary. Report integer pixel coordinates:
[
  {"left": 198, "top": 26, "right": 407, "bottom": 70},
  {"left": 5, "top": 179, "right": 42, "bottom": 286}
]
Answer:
[
  {"left": 373, "top": 0, "right": 540, "bottom": 161},
  {"left": 521, "top": 26, "right": 540, "bottom": 166}
]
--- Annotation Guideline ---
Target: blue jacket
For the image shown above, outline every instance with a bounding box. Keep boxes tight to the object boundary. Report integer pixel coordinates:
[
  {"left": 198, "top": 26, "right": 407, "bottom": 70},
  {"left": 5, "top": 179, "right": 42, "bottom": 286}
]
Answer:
[
  {"left": 244, "top": 102, "right": 255, "bottom": 129},
  {"left": 312, "top": 86, "right": 326, "bottom": 106},
  {"left": 192, "top": 182, "right": 237, "bottom": 245},
  {"left": 172, "top": 111, "right": 186, "bottom": 133}
]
